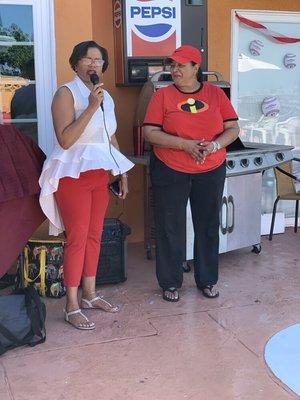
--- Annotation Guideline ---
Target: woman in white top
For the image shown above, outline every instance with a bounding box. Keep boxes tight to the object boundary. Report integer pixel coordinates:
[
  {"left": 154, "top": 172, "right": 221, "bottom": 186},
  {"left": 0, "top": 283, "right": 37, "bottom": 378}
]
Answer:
[{"left": 39, "top": 41, "right": 134, "bottom": 330}]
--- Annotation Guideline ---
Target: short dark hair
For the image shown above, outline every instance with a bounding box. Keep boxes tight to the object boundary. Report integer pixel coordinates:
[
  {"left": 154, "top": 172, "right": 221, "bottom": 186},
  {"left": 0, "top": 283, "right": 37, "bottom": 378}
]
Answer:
[
  {"left": 69, "top": 40, "right": 109, "bottom": 72},
  {"left": 191, "top": 62, "right": 203, "bottom": 83}
]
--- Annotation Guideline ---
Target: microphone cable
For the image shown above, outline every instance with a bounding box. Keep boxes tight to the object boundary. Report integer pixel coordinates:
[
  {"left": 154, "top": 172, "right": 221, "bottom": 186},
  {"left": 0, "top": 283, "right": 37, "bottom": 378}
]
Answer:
[
  {"left": 102, "top": 106, "right": 125, "bottom": 219},
  {"left": 90, "top": 73, "right": 125, "bottom": 212},
  {"left": 102, "top": 104, "right": 121, "bottom": 177},
  {"left": 90, "top": 73, "right": 121, "bottom": 175}
]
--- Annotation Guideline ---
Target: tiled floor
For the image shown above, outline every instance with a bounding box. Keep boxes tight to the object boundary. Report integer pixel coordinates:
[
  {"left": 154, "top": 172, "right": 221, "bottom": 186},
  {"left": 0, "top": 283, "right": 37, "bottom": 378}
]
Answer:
[{"left": 1, "top": 229, "right": 299, "bottom": 399}]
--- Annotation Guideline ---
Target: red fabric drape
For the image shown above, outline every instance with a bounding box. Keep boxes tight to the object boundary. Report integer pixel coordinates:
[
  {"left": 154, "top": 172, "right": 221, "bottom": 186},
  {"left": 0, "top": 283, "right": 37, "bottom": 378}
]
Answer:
[{"left": 0, "top": 125, "right": 46, "bottom": 277}]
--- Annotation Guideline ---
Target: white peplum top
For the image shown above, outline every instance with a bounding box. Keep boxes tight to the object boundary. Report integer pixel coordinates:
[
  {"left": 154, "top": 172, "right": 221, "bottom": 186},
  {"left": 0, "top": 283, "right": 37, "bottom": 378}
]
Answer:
[{"left": 39, "top": 75, "right": 134, "bottom": 236}]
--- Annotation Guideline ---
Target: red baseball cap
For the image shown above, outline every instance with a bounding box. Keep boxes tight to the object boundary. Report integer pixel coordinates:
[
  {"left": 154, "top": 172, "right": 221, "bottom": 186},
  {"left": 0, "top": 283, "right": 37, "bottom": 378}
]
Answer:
[{"left": 168, "top": 45, "right": 202, "bottom": 65}]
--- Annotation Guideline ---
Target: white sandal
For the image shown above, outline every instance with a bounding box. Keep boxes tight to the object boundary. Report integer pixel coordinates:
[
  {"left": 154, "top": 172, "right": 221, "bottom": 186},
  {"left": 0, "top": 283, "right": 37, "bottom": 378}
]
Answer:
[
  {"left": 63, "top": 309, "right": 95, "bottom": 330},
  {"left": 81, "top": 295, "right": 119, "bottom": 313}
]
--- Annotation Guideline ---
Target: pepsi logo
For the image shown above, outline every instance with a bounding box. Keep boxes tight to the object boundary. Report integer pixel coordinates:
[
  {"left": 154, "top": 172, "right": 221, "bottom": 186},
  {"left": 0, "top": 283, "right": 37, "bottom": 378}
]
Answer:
[{"left": 126, "top": 0, "right": 181, "bottom": 43}]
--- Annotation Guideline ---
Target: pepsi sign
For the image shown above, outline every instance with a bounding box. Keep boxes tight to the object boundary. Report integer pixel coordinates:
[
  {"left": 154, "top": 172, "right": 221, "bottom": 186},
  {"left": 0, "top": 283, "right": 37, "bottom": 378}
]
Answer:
[{"left": 125, "top": 0, "right": 181, "bottom": 57}]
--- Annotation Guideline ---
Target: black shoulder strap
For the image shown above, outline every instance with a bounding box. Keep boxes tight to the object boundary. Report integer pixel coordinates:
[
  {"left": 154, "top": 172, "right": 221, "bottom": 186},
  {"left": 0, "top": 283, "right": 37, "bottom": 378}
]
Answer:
[
  {"left": 24, "top": 286, "right": 46, "bottom": 345},
  {"left": 26, "top": 286, "right": 46, "bottom": 324}
]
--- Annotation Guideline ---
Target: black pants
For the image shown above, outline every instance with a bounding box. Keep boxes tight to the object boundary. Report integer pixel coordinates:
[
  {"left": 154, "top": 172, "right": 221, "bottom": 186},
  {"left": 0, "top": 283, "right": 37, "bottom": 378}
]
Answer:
[{"left": 150, "top": 152, "right": 226, "bottom": 290}]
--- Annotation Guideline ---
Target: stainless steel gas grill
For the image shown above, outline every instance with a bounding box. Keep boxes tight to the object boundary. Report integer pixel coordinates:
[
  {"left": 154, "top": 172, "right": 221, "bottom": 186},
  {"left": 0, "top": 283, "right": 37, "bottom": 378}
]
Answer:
[{"left": 186, "top": 140, "right": 294, "bottom": 258}]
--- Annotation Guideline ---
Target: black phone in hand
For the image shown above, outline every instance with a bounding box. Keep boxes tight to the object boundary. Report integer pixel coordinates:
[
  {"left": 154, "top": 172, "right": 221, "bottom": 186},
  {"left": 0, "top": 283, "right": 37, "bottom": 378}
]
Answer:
[{"left": 108, "top": 177, "right": 121, "bottom": 197}]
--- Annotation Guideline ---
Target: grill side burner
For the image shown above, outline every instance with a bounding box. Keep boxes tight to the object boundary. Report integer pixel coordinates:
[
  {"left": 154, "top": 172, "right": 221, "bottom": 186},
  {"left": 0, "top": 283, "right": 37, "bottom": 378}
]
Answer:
[{"left": 225, "top": 141, "right": 294, "bottom": 177}]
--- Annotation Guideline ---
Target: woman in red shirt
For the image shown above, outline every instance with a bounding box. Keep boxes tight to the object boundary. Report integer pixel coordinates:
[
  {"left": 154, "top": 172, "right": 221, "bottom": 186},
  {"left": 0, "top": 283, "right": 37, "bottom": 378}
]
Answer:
[{"left": 143, "top": 45, "right": 239, "bottom": 302}]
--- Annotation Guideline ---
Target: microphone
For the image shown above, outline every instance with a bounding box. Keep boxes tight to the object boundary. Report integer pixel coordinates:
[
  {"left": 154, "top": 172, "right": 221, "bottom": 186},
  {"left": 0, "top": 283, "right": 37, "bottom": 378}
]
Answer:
[{"left": 90, "top": 73, "right": 103, "bottom": 111}]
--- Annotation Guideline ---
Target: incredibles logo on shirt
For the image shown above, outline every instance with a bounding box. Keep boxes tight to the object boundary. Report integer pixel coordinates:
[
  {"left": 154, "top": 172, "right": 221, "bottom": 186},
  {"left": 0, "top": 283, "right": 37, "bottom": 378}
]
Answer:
[{"left": 177, "top": 98, "right": 209, "bottom": 113}]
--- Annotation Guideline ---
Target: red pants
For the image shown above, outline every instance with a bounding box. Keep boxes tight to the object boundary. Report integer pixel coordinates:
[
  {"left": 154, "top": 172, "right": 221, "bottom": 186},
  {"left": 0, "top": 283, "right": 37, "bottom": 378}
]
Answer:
[{"left": 55, "top": 169, "right": 109, "bottom": 287}]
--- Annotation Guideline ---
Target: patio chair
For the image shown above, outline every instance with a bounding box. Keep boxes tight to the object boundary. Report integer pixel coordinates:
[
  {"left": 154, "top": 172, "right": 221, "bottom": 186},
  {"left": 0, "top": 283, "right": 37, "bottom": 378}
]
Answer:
[{"left": 269, "top": 158, "right": 300, "bottom": 240}]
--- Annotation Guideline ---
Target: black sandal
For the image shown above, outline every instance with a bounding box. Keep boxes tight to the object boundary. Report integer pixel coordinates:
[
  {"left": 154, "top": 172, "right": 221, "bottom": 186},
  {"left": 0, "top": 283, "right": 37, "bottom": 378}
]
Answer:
[
  {"left": 163, "top": 287, "right": 179, "bottom": 302},
  {"left": 199, "top": 285, "right": 219, "bottom": 299}
]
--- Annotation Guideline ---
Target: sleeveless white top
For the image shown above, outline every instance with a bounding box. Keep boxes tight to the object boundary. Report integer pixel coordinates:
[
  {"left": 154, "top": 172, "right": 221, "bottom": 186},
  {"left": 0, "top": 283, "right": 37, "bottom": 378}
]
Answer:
[{"left": 39, "top": 75, "right": 134, "bottom": 236}]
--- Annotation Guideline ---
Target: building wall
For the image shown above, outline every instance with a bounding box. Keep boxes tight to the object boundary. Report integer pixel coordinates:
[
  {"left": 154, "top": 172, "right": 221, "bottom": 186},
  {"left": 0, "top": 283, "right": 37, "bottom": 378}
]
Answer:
[
  {"left": 53, "top": 0, "right": 300, "bottom": 243},
  {"left": 54, "top": 0, "right": 93, "bottom": 85}
]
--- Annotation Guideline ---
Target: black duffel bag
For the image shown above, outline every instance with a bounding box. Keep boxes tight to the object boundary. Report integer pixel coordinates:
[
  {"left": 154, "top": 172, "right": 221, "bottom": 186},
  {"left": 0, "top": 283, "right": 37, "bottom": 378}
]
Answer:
[{"left": 0, "top": 285, "right": 46, "bottom": 356}]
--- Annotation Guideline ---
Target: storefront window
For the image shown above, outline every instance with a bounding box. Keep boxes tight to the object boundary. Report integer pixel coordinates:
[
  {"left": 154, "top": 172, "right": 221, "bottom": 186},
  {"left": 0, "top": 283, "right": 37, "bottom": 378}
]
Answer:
[
  {"left": 232, "top": 11, "right": 300, "bottom": 218},
  {"left": 0, "top": 0, "right": 56, "bottom": 154},
  {"left": 0, "top": 4, "right": 37, "bottom": 142}
]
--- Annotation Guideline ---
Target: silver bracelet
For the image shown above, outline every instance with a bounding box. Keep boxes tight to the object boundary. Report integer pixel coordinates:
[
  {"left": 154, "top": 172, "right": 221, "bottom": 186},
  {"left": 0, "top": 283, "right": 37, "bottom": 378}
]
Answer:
[
  {"left": 211, "top": 141, "right": 221, "bottom": 153},
  {"left": 211, "top": 141, "right": 217, "bottom": 153}
]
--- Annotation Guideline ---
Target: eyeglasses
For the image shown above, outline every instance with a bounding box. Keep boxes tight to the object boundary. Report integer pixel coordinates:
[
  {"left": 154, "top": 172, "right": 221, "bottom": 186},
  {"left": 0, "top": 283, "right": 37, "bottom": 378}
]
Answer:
[
  {"left": 169, "top": 63, "right": 189, "bottom": 70},
  {"left": 80, "top": 57, "right": 104, "bottom": 67}
]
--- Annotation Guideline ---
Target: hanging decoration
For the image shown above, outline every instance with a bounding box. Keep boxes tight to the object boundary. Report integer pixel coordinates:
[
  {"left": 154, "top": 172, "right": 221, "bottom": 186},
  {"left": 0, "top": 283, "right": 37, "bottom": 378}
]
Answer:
[
  {"left": 261, "top": 96, "right": 280, "bottom": 117},
  {"left": 283, "top": 53, "right": 296, "bottom": 69},
  {"left": 236, "top": 13, "right": 300, "bottom": 44},
  {"left": 249, "top": 39, "right": 264, "bottom": 56}
]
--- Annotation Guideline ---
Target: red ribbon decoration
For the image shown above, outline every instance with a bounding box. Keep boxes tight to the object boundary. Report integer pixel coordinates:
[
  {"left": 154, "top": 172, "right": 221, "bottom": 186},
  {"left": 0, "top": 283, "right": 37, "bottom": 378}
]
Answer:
[{"left": 236, "top": 12, "right": 300, "bottom": 44}]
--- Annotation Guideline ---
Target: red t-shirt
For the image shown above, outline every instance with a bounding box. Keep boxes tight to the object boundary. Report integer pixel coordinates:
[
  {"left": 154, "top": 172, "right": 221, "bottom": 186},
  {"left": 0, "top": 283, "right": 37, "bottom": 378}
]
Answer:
[{"left": 143, "top": 83, "right": 238, "bottom": 173}]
